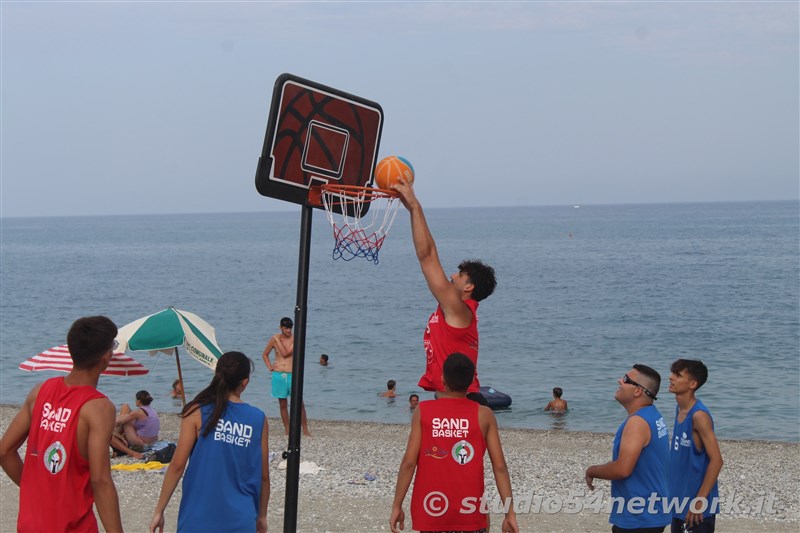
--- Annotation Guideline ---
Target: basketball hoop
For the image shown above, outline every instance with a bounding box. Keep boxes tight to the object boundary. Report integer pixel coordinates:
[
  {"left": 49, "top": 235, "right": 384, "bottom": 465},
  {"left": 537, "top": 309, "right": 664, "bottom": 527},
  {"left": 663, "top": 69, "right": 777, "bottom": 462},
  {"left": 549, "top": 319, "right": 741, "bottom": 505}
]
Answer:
[{"left": 309, "top": 184, "right": 401, "bottom": 264}]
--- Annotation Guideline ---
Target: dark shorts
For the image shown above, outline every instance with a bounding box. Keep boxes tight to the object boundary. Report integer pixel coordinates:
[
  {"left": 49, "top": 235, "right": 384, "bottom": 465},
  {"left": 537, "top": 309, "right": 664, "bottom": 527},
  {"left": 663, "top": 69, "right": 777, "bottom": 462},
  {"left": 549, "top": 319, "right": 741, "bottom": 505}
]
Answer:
[
  {"left": 612, "top": 526, "right": 665, "bottom": 533},
  {"left": 671, "top": 515, "right": 716, "bottom": 533}
]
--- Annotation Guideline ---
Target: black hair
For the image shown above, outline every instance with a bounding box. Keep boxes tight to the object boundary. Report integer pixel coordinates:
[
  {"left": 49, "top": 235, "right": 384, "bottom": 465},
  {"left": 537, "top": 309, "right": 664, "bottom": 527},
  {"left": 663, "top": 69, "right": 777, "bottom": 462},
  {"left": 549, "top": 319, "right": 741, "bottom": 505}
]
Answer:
[
  {"left": 442, "top": 353, "right": 475, "bottom": 392},
  {"left": 633, "top": 363, "right": 662, "bottom": 399},
  {"left": 553, "top": 387, "right": 563, "bottom": 398},
  {"left": 136, "top": 390, "right": 154, "bottom": 406},
  {"left": 458, "top": 260, "right": 496, "bottom": 302},
  {"left": 280, "top": 317, "right": 293, "bottom": 328},
  {"left": 182, "top": 351, "right": 254, "bottom": 437},
  {"left": 66, "top": 316, "right": 118, "bottom": 369},
  {"left": 409, "top": 394, "right": 419, "bottom": 401},
  {"left": 670, "top": 359, "right": 709, "bottom": 389},
  {"left": 320, "top": 354, "right": 329, "bottom": 361},
  {"left": 387, "top": 380, "right": 396, "bottom": 390}
]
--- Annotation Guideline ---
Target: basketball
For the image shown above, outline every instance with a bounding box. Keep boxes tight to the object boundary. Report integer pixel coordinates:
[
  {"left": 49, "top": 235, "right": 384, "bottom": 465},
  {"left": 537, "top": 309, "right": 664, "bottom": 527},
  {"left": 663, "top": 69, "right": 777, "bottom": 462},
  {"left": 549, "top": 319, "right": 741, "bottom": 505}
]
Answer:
[{"left": 374, "top": 156, "right": 414, "bottom": 190}]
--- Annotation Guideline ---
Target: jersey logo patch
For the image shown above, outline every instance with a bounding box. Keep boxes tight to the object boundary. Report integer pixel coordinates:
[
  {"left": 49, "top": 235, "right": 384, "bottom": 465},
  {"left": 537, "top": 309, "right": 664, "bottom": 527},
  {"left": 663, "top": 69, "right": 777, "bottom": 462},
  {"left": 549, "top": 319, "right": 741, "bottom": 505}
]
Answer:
[
  {"left": 451, "top": 440, "right": 475, "bottom": 465},
  {"left": 44, "top": 441, "right": 66, "bottom": 474},
  {"left": 424, "top": 446, "right": 448, "bottom": 459}
]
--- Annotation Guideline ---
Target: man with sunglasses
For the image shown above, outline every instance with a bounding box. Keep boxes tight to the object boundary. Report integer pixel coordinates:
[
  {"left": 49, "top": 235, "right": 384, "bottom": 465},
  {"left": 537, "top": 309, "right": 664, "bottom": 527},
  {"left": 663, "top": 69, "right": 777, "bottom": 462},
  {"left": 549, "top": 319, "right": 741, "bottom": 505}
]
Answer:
[
  {"left": 0, "top": 316, "right": 123, "bottom": 532},
  {"left": 586, "top": 364, "right": 670, "bottom": 533},
  {"left": 668, "top": 359, "right": 722, "bottom": 533}
]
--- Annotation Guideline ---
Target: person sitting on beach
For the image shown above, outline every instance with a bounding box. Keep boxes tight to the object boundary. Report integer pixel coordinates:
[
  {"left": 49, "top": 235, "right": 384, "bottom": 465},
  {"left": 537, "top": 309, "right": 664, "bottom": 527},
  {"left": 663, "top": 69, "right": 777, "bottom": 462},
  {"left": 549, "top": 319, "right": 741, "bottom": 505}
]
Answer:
[
  {"left": 319, "top": 354, "right": 329, "bottom": 366},
  {"left": 408, "top": 394, "right": 419, "bottom": 411},
  {"left": 114, "top": 390, "right": 160, "bottom": 452},
  {"left": 380, "top": 380, "right": 397, "bottom": 398},
  {"left": 149, "top": 351, "right": 270, "bottom": 533},
  {"left": 390, "top": 353, "right": 519, "bottom": 533},
  {"left": 544, "top": 387, "right": 568, "bottom": 413},
  {"left": 170, "top": 379, "right": 184, "bottom": 399},
  {"left": 668, "top": 359, "right": 723, "bottom": 533},
  {"left": 0, "top": 316, "right": 123, "bottom": 532}
]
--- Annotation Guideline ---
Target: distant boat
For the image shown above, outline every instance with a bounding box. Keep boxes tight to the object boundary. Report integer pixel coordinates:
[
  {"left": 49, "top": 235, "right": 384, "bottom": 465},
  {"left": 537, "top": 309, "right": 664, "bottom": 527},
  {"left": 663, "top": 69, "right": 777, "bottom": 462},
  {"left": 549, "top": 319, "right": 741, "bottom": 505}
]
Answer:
[{"left": 573, "top": 205, "right": 581, "bottom": 208}]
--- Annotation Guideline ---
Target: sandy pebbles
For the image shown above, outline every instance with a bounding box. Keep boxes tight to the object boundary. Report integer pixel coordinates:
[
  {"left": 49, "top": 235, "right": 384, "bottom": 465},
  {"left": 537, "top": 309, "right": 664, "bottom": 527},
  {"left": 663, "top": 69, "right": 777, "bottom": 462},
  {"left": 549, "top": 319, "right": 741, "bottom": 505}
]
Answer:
[{"left": 1, "top": 406, "right": 797, "bottom": 532}]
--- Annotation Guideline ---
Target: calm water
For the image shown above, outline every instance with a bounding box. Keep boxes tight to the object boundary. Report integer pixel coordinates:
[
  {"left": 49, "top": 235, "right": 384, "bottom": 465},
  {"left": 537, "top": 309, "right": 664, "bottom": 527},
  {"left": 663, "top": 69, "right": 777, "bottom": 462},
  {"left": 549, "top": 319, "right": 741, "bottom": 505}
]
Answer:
[{"left": 1, "top": 201, "right": 798, "bottom": 442}]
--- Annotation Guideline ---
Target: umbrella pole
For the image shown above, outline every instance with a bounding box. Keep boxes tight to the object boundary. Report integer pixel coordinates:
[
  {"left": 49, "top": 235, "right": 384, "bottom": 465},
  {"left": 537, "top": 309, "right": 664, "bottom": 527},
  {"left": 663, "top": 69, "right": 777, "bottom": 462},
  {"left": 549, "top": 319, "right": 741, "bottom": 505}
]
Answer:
[
  {"left": 283, "top": 204, "right": 313, "bottom": 533},
  {"left": 175, "top": 347, "right": 186, "bottom": 407}
]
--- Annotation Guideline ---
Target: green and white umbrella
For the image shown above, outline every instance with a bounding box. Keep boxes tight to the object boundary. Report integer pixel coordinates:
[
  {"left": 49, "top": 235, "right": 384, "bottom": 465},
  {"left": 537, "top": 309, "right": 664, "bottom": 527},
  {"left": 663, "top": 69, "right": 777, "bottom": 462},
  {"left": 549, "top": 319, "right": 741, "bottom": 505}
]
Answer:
[{"left": 117, "top": 307, "right": 224, "bottom": 405}]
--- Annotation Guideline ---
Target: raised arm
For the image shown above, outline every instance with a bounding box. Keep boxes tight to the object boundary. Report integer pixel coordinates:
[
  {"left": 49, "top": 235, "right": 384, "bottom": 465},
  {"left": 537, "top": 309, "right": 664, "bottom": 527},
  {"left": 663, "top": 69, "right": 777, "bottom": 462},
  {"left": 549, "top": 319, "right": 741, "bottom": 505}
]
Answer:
[
  {"left": 150, "top": 408, "right": 201, "bottom": 533},
  {"left": 0, "top": 383, "right": 40, "bottom": 486},
  {"left": 390, "top": 407, "right": 422, "bottom": 533},
  {"left": 482, "top": 407, "right": 519, "bottom": 532},
  {"left": 85, "top": 398, "right": 123, "bottom": 533},
  {"left": 392, "top": 177, "right": 472, "bottom": 327},
  {"left": 585, "top": 416, "right": 649, "bottom": 489}
]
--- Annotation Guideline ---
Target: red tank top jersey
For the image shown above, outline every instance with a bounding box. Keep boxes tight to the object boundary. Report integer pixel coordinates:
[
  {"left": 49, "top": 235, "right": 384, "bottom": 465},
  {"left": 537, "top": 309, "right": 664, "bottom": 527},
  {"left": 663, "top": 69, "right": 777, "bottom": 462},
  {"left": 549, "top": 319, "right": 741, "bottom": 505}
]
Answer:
[
  {"left": 411, "top": 398, "right": 487, "bottom": 532},
  {"left": 420, "top": 300, "right": 481, "bottom": 393},
  {"left": 18, "top": 377, "right": 107, "bottom": 533}
]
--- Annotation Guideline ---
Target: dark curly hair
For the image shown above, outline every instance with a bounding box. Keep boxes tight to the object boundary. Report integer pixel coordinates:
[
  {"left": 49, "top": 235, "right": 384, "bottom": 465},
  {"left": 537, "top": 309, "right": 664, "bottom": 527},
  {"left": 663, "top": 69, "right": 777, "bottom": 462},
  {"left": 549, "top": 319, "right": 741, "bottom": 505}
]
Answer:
[
  {"left": 443, "top": 353, "right": 475, "bottom": 392},
  {"left": 670, "top": 359, "right": 708, "bottom": 389},
  {"left": 66, "top": 316, "right": 118, "bottom": 369},
  {"left": 458, "top": 260, "right": 496, "bottom": 302}
]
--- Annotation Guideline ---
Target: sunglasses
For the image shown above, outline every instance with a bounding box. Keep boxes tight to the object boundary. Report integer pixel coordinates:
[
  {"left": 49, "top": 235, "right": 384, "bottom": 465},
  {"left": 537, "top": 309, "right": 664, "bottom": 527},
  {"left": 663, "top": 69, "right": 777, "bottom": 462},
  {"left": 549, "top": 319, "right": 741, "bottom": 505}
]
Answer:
[{"left": 623, "top": 374, "right": 657, "bottom": 400}]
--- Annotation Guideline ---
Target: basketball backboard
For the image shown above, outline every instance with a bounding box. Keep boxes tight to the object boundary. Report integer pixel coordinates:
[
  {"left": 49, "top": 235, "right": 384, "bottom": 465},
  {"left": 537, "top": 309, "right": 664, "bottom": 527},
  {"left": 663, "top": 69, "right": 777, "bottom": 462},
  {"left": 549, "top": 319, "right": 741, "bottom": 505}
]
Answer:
[{"left": 255, "top": 74, "right": 384, "bottom": 211}]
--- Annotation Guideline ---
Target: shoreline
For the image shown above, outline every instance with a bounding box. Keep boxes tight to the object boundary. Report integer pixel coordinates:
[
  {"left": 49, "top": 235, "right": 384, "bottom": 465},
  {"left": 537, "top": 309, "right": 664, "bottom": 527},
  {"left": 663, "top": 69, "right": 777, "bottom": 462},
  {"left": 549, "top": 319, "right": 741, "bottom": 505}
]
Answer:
[{"left": 2, "top": 405, "right": 798, "bottom": 532}]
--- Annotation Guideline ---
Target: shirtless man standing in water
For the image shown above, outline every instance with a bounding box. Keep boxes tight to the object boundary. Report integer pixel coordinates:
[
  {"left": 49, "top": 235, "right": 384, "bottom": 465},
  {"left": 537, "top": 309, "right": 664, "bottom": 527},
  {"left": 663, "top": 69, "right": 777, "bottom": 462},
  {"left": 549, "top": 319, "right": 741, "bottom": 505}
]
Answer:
[{"left": 262, "top": 316, "right": 311, "bottom": 436}]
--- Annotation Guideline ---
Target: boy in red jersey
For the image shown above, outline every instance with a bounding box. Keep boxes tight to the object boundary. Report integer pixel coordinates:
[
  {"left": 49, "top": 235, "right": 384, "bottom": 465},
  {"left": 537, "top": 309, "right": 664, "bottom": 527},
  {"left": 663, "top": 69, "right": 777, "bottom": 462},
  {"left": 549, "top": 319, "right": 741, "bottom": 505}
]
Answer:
[
  {"left": 390, "top": 353, "right": 519, "bottom": 533},
  {"left": 0, "top": 316, "right": 123, "bottom": 533},
  {"left": 393, "top": 178, "right": 496, "bottom": 405}
]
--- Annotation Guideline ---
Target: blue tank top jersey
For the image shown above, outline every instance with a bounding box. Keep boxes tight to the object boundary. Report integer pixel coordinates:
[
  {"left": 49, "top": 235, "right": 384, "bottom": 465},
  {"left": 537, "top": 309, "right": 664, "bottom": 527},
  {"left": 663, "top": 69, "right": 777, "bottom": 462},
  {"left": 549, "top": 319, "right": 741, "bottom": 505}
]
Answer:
[
  {"left": 669, "top": 399, "right": 719, "bottom": 518},
  {"left": 610, "top": 405, "right": 670, "bottom": 529},
  {"left": 177, "top": 401, "right": 266, "bottom": 533}
]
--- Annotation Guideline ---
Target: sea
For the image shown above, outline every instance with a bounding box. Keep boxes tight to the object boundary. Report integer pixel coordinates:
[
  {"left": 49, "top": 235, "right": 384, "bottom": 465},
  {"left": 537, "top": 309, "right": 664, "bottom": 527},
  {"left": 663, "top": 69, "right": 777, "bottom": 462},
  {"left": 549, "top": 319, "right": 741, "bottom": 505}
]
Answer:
[{"left": 1, "top": 201, "right": 798, "bottom": 442}]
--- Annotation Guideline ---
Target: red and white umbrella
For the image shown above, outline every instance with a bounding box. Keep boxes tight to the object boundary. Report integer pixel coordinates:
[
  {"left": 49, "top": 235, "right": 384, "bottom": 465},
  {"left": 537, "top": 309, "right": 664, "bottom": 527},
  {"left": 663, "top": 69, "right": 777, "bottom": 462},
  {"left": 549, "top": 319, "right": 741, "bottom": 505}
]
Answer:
[{"left": 19, "top": 344, "right": 149, "bottom": 377}]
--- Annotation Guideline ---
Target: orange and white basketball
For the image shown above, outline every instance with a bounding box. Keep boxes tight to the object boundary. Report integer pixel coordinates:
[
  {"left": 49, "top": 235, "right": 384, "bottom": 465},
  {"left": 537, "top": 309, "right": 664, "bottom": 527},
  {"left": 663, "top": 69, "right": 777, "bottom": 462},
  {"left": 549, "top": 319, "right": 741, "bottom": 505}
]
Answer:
[{"left": 374, "top": 156, "right": 415, "bottom": 190}]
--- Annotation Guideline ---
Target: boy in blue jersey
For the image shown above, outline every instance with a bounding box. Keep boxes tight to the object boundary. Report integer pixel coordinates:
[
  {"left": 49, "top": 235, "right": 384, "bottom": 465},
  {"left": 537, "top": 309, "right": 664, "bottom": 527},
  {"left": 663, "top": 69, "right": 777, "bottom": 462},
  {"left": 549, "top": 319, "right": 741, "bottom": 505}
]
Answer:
[
  {"left": 668, "top": 359, "right": 723, "bottom": 533},
  {"left": 586, "top": 364, "right": 671, "bottom": 533}
]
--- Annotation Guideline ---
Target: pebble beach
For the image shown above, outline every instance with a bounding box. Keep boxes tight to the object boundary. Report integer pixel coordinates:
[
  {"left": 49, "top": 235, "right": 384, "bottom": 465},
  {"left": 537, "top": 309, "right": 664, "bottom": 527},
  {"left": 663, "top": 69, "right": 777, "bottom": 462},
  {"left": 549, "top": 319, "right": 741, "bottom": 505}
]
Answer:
[{"left": 1, "top": 405, "right": 797, "bottom": 532}]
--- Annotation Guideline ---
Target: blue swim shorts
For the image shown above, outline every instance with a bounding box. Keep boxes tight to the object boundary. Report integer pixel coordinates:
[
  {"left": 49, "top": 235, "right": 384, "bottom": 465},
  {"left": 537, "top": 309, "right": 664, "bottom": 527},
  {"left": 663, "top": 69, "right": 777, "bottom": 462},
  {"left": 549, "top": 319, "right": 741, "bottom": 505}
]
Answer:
[{"left": 271, "top": 371, "right": 292, "bottom": 399}]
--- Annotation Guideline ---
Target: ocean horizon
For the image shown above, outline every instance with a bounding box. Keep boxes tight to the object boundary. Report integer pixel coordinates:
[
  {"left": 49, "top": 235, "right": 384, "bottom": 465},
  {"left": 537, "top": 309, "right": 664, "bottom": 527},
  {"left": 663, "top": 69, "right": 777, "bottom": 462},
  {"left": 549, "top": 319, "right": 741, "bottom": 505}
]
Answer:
[{"left": 1, "top": 200, "right": 798, "bottom": 442}]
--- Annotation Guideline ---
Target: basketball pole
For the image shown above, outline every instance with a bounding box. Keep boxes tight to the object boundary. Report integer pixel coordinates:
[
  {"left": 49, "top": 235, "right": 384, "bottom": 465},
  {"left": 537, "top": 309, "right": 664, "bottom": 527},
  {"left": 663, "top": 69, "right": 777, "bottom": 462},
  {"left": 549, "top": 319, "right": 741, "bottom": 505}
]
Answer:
[{"left": 284, "top": 204, "right": 313, "bottom": 533}]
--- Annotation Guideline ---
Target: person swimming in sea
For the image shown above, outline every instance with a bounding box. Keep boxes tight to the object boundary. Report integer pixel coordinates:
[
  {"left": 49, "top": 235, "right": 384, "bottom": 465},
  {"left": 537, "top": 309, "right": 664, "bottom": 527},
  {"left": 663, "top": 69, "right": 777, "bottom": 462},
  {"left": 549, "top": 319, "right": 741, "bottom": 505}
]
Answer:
[{"left": 544, "top": 387, "right": 568, "bottom": 414}]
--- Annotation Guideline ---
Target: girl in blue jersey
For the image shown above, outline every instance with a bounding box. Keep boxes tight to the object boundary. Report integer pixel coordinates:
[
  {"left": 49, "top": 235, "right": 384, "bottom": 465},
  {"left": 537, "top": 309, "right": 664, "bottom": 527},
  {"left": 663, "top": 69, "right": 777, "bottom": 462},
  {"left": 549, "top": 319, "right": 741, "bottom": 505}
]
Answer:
[{"left": 149, "top": 352, "right": 270, "bottom": 533}]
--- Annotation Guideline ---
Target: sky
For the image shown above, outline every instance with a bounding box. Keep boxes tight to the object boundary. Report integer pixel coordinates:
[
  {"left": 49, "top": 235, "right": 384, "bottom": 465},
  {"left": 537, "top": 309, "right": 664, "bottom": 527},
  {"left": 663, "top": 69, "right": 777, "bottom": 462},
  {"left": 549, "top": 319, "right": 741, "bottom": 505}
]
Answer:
[{"left": 1, "top": 1, "right": 798, "bottom": 218}]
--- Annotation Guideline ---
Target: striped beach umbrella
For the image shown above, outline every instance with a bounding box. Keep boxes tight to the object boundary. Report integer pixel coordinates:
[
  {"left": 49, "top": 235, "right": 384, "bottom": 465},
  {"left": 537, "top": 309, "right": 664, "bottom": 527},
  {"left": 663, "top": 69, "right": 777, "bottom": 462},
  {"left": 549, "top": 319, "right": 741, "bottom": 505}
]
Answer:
[
  {"left": 117, "top": 307, "right": 224, "bottom": 405},
  {"left": 19, "top": 344, "right": 149, "bottom": 376}
]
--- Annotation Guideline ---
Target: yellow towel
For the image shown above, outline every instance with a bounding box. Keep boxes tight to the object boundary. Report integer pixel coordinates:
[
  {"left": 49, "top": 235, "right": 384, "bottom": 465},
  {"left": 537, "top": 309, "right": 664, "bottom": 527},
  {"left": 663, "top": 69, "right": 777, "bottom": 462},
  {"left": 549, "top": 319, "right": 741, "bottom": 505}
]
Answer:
[{"left": 111, "top": 461, "right": 168, "bottom": 471}]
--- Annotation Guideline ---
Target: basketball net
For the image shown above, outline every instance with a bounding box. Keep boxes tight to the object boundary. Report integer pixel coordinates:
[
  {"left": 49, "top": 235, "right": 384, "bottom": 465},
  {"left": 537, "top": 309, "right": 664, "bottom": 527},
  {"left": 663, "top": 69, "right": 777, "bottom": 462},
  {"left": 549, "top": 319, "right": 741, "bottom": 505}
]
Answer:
[{"left": 316, "top": 184, "right": 400, "bottom": 264}]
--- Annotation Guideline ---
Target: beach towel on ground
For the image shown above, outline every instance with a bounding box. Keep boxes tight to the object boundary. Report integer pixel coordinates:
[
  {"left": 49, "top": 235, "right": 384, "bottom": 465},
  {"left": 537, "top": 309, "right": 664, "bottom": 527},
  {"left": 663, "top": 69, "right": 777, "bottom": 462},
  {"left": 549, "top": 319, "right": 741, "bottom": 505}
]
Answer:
[{"left": 112, "top": 461, "right": 169, "bottom": 472}]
